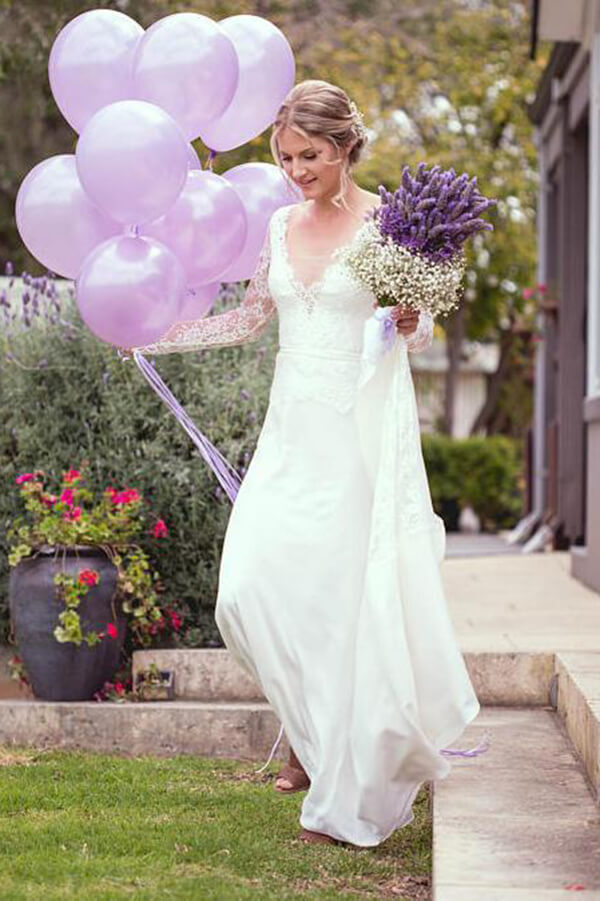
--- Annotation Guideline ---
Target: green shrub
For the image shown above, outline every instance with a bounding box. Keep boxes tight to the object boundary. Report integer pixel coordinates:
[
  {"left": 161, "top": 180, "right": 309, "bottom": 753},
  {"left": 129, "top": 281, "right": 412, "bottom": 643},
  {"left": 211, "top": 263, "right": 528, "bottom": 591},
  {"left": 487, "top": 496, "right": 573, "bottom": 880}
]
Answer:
[
  {"left": 422, "top": 432, "right": 523, "bottom": 532},
  {"left": 0, "top": 276, "right": 278, "bottom": 646}
]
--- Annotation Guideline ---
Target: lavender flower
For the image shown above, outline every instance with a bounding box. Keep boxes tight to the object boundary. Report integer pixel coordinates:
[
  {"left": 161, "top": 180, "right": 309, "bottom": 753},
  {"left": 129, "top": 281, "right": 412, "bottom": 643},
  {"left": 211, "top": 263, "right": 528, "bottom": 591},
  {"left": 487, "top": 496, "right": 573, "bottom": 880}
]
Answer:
[{"left": 372, "top": 162, "right": 496, "bottom": 263}]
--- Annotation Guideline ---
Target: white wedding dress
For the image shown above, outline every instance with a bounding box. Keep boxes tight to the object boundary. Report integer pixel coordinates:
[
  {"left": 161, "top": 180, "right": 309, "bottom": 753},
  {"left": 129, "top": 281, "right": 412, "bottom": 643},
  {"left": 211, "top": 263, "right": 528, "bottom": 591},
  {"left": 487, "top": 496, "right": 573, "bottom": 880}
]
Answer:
[{"left": 138, "top": 203, "right": 481, "bottom": 847}]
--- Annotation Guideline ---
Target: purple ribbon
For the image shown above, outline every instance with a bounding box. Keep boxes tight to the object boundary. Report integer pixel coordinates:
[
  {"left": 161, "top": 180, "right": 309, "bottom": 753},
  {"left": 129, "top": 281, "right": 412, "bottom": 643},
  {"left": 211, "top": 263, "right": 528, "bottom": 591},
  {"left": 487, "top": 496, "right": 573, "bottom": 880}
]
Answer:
[
  {"left": 439, "top": 727, "right": 492, "bottom": 758},
  {"left": 133, "top": 351, "right": 241, "bottom": 503}
]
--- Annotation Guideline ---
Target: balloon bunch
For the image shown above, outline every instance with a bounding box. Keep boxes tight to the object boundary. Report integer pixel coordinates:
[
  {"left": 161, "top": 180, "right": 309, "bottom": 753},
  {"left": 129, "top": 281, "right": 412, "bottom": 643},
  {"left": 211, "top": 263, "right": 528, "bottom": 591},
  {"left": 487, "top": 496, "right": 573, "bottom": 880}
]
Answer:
[{"left": 15, "top": 9, "right": 299, "bottom": 348}]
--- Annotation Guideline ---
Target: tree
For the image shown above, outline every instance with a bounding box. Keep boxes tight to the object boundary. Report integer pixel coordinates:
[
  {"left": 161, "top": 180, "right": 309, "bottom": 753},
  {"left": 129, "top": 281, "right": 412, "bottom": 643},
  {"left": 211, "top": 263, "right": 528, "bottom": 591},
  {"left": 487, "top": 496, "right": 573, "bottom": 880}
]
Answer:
[{"left": 0, "top": 0, "right": 541, "bottom": 436}]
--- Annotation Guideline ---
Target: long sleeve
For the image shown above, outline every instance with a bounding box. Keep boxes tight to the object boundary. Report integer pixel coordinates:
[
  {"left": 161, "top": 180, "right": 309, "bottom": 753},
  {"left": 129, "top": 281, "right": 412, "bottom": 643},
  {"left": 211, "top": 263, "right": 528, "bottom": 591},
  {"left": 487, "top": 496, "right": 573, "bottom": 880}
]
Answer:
[
  {"left": 405, "top": 310, "right": 434, "bottom": 353},
  {"left": 133, "top": 221, "right": 276, "bottom": 355}
]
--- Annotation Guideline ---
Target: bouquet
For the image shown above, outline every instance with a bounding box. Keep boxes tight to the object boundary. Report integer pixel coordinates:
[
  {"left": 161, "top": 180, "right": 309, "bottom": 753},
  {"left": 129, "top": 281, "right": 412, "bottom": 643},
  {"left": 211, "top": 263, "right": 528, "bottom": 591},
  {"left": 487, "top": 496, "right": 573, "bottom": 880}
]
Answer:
[{"left": 344, "top": 162, "right": 496, "bottom": 360}]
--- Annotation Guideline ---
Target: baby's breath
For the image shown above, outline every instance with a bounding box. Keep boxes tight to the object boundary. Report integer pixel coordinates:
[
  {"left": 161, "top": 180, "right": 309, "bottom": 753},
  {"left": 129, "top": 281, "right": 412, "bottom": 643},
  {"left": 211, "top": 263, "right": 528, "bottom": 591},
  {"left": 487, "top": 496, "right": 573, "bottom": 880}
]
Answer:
[{"left": 343, "top": 221, "right": 466, "bottom": 316}]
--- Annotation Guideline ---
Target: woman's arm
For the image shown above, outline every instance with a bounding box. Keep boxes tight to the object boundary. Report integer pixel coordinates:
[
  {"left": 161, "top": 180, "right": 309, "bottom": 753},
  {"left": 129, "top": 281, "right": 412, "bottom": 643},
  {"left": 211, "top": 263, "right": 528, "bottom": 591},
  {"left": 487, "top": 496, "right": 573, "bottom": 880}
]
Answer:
[{"left": 133, "top": 220, "right": 276, "bottom": 355}]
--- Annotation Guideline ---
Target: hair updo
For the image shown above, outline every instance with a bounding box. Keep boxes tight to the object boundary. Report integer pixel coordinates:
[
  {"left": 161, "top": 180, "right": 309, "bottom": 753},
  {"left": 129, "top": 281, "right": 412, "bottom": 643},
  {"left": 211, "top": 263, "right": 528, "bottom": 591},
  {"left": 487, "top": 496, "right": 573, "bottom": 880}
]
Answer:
[{"left": 270, "top": 80, "right": 368, "bottom": 207}]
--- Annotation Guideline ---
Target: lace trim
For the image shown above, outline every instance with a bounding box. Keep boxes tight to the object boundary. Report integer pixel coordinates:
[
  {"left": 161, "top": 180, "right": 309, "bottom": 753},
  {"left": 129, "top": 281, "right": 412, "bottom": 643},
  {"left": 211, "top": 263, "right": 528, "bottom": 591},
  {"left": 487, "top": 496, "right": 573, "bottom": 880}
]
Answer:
[
  {"left": 274, "top": 205, "right": 370, "bottom": 316},
  {"left": 405, "top": 310, "right": 433, "bottom": 353},
  {"left": 134, "top": 221, "right": 277, "bottom": 355}
]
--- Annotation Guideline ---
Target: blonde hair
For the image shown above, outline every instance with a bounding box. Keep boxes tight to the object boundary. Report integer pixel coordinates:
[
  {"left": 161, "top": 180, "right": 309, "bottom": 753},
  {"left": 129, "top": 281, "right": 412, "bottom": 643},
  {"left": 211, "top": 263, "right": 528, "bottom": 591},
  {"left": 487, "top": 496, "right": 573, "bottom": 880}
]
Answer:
[{"left": 270, "top": 80, "right": 368, "bottom": 210}]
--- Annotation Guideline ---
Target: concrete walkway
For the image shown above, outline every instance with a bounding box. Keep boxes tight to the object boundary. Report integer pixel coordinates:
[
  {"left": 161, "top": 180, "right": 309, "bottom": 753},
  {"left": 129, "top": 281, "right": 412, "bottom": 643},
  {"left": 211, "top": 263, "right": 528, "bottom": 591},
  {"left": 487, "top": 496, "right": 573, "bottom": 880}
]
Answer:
[
  {"left": 444, "top": 531, "right": 523, "bottom": 557},
  {"left": 435, "top": 549, "right": 600, "bottom": 900},
  {"left": 434, "top": 707, "right": 600, "bottom": 900},
  {"left": 442, "top": 549, "right": 600, "bottom": 653}
]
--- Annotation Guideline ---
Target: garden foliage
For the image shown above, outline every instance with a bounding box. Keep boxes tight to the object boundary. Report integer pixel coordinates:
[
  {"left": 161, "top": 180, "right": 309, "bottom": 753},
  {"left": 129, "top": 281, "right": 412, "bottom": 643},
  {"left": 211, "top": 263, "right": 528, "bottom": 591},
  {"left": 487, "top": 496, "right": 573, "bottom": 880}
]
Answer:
[{"left": 0, "top": 277, "right": 277, "bottom": 646}]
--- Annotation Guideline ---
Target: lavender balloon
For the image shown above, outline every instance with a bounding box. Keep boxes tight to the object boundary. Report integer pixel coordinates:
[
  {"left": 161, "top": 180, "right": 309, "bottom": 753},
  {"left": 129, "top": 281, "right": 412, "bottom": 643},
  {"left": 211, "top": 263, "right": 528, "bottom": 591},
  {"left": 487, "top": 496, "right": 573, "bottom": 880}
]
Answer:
[
  {"left": 76, "top": 235, "right": 185, "bottom": 347},
  {"left": 76, "top": 100, "right": 189, "bottom": 225},
  {"left": 220, "top": 162, "right": 300, "bottom": 282},
  {"left": 133, "top": 12, "right": 239, "bottom": 141},
  {"left": 49, "top": 9, "right": 143, "bottom": 134},
  {"left": 175, "top": 283, "right": 220, "bottom": 323},
  {"left": 187, "top": 144, "right": 202, "bottom": 170},
  {"left": 199, "top": 15, "right": 295, "bottom": 153},
  {"left": 143, "top": 169, "right": 248, "bottom": 287},
  {"left": 15, "top": 155, "right": 120, "bottom": 278}
]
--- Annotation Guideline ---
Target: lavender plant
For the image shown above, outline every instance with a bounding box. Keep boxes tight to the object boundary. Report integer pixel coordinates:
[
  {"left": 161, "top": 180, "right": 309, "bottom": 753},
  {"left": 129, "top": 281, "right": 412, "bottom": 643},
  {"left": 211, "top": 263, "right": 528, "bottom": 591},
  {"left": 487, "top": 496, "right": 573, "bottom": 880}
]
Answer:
[{"left": 374, "top": 162, "right": 496, "bottom": 263}]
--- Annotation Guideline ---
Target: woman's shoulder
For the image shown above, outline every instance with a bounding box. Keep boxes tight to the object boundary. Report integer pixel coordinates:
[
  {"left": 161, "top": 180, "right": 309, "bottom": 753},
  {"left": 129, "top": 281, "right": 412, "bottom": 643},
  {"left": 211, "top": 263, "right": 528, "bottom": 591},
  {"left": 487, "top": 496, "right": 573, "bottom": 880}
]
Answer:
[
  {"left": 359, "top": 189, "right": 381, "bottom": 213},
  {"left": 270, "top": 202, "right": 299, "bottom": 229}
]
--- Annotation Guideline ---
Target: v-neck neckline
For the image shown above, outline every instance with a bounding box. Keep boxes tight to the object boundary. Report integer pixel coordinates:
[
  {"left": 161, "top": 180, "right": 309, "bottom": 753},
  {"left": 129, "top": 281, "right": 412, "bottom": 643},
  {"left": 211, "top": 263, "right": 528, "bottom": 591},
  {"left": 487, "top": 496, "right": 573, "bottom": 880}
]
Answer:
[{"left": 280, "top": 203, "right": 379, "bottom": 295}]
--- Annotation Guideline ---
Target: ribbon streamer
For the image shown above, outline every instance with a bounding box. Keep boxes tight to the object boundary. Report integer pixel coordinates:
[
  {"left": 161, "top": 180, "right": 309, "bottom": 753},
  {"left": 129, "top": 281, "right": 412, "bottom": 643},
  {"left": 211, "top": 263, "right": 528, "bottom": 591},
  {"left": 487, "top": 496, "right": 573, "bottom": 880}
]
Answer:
[{"left": 133, "top": 350, "right": 242, "bottom": 504}]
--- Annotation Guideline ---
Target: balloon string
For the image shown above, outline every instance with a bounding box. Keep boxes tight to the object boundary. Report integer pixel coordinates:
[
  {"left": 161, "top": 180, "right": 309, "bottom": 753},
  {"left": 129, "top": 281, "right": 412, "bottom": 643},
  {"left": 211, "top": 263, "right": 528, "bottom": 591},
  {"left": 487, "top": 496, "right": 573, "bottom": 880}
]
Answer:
[
  {"left": 132, "top": 351, "right": 241, "bottom": 504},
  {"left": 205, "top": 149, "right": 217, "bottom": 171}
]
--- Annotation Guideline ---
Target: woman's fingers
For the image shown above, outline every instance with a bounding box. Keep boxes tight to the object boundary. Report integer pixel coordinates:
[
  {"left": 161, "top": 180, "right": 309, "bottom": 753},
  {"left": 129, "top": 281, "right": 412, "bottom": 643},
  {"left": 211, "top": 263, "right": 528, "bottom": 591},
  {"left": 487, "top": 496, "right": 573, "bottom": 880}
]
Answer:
[{"left": 392, "top": 307, "right": 420, "bottom": 335}]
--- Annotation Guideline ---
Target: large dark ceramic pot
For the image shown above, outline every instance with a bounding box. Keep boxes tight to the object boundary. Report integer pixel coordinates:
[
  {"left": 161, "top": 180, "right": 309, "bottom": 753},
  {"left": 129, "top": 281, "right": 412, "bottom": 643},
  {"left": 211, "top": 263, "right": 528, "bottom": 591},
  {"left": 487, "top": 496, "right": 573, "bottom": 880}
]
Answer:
[{"left": 9, "top": 545, "right": 126, "bottom": 701}]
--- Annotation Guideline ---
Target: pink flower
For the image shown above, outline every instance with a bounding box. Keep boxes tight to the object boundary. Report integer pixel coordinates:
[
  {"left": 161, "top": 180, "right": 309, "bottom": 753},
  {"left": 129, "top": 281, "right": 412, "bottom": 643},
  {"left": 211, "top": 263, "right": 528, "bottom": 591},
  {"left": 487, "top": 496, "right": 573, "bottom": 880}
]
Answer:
[
  {"left": 15, "top": 473, "right": 35, "bottom": 485},
  {"left": 110, "top": 488, "right": 140, "bottom": 506},
  {"left": 40, "top": 493, "right": 57, "bottom": 507},
  {"left": 537, "top": 283, "right": 547, "bottom": 294},
  {"left": 63, "top": 468, "right": 81, "bottom": 484},
  {"left": 62, "top": 505, "right": 82, "bottom": 521},
  {"left": 106, "top": 622, "right": 118, "bottom": 639},
  {"left": 77, "top": 569, "right": 99, "bottom": 587},
  {"left": 114, "top": 682, "right": 125, "bottom": 694},
  {"left": 59, "top": 488, "right": 74, "bottom": 506},
  {"left": 169, "top": 611, "right": 182, "bottom": 631},
  {"left": 153, "top": 519, "right": 168, "bottom": 538},
  {"left": 522, "top": 288, "right": 534, "bottom": 300}
]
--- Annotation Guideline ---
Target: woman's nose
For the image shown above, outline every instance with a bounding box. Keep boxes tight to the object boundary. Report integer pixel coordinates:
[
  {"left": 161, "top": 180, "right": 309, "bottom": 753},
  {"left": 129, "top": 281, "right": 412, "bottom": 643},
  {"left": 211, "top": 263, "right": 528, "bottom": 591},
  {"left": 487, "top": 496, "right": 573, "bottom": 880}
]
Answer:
[{"left": 292, "top": 159, "right": 306, "bottom": 179}]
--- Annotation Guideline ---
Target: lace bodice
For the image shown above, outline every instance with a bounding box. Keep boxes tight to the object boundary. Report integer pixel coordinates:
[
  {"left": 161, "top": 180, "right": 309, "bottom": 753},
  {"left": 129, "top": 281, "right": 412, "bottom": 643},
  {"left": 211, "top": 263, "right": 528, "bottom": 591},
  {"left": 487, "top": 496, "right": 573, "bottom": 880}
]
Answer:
[{"left": 133, "top": 204, "right": 434, "bottom": 356}]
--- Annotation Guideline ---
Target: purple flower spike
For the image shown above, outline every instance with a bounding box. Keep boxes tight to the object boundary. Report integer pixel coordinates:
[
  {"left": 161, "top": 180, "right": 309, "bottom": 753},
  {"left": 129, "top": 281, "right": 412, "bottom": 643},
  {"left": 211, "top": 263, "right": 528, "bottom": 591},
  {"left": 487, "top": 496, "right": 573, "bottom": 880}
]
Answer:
[{"left": 371, "top": 161, "right": 496, "bottom": 263}]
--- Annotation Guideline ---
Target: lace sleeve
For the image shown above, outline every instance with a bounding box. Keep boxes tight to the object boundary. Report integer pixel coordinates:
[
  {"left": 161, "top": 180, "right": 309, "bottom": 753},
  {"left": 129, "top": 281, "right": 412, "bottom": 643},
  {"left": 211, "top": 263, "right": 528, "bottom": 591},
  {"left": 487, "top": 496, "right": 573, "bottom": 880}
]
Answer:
[
  {"left": 405, "top": 310, "right": 434, "bottom": 353},
  {"left": 133, "top": 220, "right": 276, "bottom": 355}
]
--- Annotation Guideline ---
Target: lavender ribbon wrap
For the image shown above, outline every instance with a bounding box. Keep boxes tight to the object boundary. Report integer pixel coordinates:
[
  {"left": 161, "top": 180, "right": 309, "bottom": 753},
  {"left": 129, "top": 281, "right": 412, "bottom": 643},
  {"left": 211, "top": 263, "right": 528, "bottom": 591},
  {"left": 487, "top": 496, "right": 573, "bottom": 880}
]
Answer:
[
  {"left": 130, "top": 349, "right": 490, "bottom": 764},
  {"left": 362, "top": 305, "right": 397, "bottom": 366}
]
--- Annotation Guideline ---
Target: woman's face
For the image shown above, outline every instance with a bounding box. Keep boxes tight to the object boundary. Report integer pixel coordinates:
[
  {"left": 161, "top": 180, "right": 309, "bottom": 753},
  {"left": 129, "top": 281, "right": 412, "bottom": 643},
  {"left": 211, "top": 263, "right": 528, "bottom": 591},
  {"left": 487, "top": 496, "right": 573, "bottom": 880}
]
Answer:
[{"left": 276, "top": 126, "right": 347, "bottom": 202}]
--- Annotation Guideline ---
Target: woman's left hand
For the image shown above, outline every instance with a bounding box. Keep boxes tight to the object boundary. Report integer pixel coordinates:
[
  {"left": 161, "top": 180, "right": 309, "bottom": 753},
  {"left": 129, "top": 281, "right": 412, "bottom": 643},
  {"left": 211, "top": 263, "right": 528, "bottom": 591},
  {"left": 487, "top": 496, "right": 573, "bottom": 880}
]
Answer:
[{"left": 389, "top": 304, "right": 419, "bottom": 336}]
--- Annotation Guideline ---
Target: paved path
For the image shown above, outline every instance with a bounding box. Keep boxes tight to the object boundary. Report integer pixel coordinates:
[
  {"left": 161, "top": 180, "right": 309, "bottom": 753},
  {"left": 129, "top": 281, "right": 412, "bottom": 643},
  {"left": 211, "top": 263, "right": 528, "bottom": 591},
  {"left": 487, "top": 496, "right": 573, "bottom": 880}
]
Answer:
[
  {"left": 435, "top": 549, "right": 600, "bottom": 900},
  {"left": 434, "top": 707, "right": 600, "bottom": 900},
  {"left": 441, "top": 549, "right": 600, "bottom": 653},
  {"left": 444, "top": 531, "right": 522, "bottom": 557}
]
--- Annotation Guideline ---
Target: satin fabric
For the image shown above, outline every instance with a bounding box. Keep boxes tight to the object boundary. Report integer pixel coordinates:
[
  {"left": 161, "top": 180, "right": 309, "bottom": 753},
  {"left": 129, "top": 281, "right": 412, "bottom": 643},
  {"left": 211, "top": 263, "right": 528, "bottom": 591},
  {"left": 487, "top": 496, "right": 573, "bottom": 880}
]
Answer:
[{"left": 214, "top": 205, "right": 480, "bottom": 846}]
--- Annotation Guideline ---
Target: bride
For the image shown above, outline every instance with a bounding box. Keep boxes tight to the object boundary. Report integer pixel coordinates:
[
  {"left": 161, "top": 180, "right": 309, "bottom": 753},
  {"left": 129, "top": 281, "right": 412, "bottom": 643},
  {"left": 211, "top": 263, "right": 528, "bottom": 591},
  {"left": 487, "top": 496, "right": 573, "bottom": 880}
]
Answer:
[{"left": 134, "top": 79, "right": 481, "bottom": 848}]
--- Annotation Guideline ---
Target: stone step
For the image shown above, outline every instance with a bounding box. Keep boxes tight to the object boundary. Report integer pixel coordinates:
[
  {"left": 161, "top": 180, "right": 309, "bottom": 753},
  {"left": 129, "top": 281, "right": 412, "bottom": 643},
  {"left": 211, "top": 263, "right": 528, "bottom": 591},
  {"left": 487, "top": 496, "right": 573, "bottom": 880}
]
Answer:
[
  {"left": 132, "top": 647, "right": 556, "bottom": 706},
  {"left": 432, "top": 707, "right": 600, "bottom": 901},
  {"left": 555, "top": 651, "right": 600, "bottom": 802},
  {"left": 0, "top": 644, "right": 559, "bottom": 706},
  {"left": 0, "top": 699, "right": 288, "bottom": 761}
]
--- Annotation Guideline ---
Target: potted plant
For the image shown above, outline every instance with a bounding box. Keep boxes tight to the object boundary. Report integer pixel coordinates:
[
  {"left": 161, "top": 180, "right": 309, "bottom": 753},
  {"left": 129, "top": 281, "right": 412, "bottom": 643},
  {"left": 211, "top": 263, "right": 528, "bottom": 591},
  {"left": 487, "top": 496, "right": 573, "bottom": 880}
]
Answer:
[{"left": 7, "top": 464, "right": 171, "bottom": 701}]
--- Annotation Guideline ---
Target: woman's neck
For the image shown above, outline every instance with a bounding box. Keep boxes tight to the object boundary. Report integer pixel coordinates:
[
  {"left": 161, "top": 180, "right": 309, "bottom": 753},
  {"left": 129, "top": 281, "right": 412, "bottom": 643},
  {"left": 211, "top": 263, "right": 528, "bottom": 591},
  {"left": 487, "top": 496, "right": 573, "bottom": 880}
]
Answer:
[{"left": 310, "top": 179, "right": 369, "bottom": 220}]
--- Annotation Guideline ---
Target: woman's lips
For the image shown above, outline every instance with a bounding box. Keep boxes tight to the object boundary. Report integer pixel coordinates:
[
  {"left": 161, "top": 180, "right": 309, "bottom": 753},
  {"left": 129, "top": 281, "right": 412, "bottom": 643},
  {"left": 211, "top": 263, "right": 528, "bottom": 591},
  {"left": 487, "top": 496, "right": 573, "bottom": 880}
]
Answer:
[{"left": 298, "top": 178, "right": 316, "bottom": 187}]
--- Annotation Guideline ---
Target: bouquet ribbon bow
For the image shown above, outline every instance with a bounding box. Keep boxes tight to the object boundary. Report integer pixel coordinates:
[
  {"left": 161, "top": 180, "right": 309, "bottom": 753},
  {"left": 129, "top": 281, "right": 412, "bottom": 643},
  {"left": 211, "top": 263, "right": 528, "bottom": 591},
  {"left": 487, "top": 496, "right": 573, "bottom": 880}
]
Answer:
[{"left": 361, "top": 306, "right": 397, "bottom": 366}]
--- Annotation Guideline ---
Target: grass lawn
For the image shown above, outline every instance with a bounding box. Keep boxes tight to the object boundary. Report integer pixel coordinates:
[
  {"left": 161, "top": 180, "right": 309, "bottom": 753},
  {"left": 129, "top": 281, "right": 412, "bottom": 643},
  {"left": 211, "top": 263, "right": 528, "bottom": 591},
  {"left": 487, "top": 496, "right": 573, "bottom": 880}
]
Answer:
[{"left": 0, "top": 744, "right": 432, "bottom": 901}]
